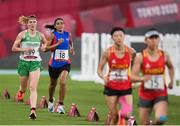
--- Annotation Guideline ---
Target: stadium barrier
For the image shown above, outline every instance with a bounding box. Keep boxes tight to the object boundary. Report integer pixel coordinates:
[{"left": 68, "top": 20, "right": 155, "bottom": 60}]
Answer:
[
  {"left": 71, "top": 33, "right": 99, "bottom": 81},
  {"left": 71, "top": 33, "right": 180, "bottom": 96}
]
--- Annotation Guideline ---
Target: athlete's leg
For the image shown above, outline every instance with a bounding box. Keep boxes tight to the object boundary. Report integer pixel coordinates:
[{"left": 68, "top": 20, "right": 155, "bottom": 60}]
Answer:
[
  {"left": 29, "top": 68, "right": 40, "bottom": 110},
  {"left": 48, "top": 66, "right": 61, "bottom": 112},
  {"left": 119, "top": 94, "right": 133, "bottom": 118},
  {"left": 105, "top": 95, "right": 119, "bottom": 125},
  {"left": 153, "top": 101, "right": 168, "bottom": 125},
  {"left": 16, "top": 76, "right": 28, "bottom": 101},
  {"left": 58, "top": 70, "right": 69, "bottom": 103},
  {"left": 48, "top": 77, "right": 58, "bottom": 102},
  {"left": 16, "top": 60, "right": 29, "bottom": 100},
  {"left": 48, "top": 66, "right": 59, "bottom": 102},
  {"left": 139, "top": 107, "right": 152, "bottom": 125},
  {"left": 138, "top": 97, "right": 153, "bottom": 125},
  {"left": 47, "top": 77, "right": 58, "bottom": 112},
  {"left": 19, "top": 76, "right": 28, "bottom": 92}
]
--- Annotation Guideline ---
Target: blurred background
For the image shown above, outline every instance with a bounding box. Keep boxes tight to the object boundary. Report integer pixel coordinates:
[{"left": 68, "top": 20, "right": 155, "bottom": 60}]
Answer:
[{"left": 0, "top": 0, "right": 180, "bottom": 69}]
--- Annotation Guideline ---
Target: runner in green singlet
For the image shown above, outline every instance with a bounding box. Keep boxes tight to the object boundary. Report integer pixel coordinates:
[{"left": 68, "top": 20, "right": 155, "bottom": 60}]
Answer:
[{"left": 12, "top": 15, "right": 47, "bottom": 120}]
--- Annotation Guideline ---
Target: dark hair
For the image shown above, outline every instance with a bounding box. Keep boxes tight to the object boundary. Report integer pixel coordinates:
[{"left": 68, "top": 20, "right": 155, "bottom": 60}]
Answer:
[
  {"left": 110, "top": 27, "right": 125, "bottom": 36},
  {"left": 45, "top": 18, "right": 64, "bottom": 30},
  {"left": 146, "top": 28, "right": 159, "bottom": 33}
]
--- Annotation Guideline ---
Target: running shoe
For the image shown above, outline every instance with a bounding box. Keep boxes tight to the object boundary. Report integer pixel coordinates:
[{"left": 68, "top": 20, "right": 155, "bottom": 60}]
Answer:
[
  {"left": 48, "top": 97, "right": 55, "bottom": 112},
  {"left": 15, "top": 91, "right": 25, "bottom": 102}
]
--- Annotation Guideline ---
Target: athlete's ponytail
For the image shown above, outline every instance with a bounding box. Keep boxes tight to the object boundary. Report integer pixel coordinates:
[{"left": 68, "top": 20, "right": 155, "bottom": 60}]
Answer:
[
  {"left": 45, "top": 24, "right": 55, "bottom": 30},
  {"left": 45, "top": 17, "right": 64, "bottom": 31},
  {"left": 18, "top": 15, "right": 37, "bottom": 25},
  {"left": 18, "top": 16, "right": 28, "bottom": 25}
]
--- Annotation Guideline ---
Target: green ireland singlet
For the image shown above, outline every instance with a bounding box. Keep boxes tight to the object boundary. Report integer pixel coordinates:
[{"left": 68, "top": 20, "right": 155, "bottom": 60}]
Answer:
[
  {"left": 17, "top": 31, "right": 42, "bottom": 76},
  {"left": 20, "top": 31, "right": 41, "bottom": 61}
]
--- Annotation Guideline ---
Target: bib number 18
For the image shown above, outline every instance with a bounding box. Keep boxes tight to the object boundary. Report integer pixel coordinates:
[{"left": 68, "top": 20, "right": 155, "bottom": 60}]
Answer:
[{"left": 55, "top": 49, "right": 69, "bottom": 60}]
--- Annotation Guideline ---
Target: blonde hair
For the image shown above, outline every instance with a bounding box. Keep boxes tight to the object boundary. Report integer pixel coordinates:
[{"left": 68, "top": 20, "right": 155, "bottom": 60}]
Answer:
[{"left": 18, "top": 15, "right": 37, "bottom": 25}]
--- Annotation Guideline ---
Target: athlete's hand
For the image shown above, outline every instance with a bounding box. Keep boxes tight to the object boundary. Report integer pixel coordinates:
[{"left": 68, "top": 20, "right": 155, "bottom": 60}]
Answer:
[
  {"left": 168, "top": 81, "right": 173, "bottom": 89},
  {"left": 70, "top": 48, "right": 75, "bottom": 55},
  {"left": 103, "top": 76, "right": 109, "bottom": 86},
  {"left": 57, "top": 38, "right": 64, "bottom": 45},
  {"left": 142, "top": 75, "right": 151, "bottom": 82},
  {"left": 23, "top": 48, "right": 33, "bottom": 53},
  {"left": 40, "top": 44, "right": 47, "bottom": 52}
]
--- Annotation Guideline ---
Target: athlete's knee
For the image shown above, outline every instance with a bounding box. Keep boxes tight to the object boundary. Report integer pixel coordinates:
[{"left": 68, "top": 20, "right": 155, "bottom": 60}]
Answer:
[
  {"left": 29, "top": 85, "right": 37, "bottom": 91},
  {"left": 108, "top": 107, "right": 117, "bottom": 115},
  {"left": 50, "top": 78, "right": 57, "bottom": 85},
  {"left": 60, "top": 79, "right": 66, "bottom": 86},
  {"left": 50, "top": 82, "right": 57, "bottom": 88}
]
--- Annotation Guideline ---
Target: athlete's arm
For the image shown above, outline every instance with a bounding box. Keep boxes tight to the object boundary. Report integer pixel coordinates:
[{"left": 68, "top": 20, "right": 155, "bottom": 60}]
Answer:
[
  {"left": 129, "top": 47, "right": 136, "bottom": 66},
  {"left": 165, "top": 51, "right": 174, "bottom": 89},
  {"left": 69, "top": 33, "right": 75, "bottom": 55},
  {"left": 40, "top": 32, "right": 48, "bottom": 52},
  {"left": 97, "top": 49, "right": 108, "bottom": 84},
  {"left": 131, "top": 53, "right": 150, "bottom": 82},
  {"left": 12, "top": 31, "right": 32, "bottom": 53},
  {"left": 45, "top": 32, "right": 63, "bottom": 52}
]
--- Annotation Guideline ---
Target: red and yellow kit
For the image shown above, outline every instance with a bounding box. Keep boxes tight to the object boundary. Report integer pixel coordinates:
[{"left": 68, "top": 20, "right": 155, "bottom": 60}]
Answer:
[
  {"left": 139, "top": 49, "right": 167, "bottom": 100},
  {"left": 106, "top": 45, "right": 133, "bottom": 90}
]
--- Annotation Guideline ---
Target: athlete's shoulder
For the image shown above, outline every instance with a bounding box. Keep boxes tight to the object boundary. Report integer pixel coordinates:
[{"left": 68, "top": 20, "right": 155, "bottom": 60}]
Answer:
[
  {"left": 123, "top": 45, "right": 136, "bottom": 59},
  {"left": 37, "top": 31, "right": 43, "bottom": 36},
  {"left": 52, "top": 30, "right": 57, "bottom": 35},
  {"left": 63, "top": 31, "right": 70, "bottom": 36},
  {"left": 19, "top": 30, "right": 27, "bottom": 34},
  {"left": 141, "top": 49, "right": 148, "bottom": 56},
  {"left": 18, "top": 30, "right": 27, "bottom": 38},
  {"left": 125, "top": 45, "right": 136, "bottom": 54},
  {"left": 36, "top": 31, "right": 45, "bottom": 40},
  {"left": 107, "top": 45, "right": 114, "bottom": 53},
  {"left": 63, "top": 31, "right": 69, "bottom": 33},
  {"left": 158, "top": 48, "right": 165, "bottom": 55},
  {"left": 105, "top": 45, "right": 114, "bottom": 58},
  {"left": 162, "top": 50, "right": 170, "bottom": 62}
]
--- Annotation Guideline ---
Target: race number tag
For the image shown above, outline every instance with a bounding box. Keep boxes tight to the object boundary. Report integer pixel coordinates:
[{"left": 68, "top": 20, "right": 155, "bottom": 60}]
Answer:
[
  {"left": 54, "top": 49, "right": 69, "bottom": 60},
  {"left": 24, "top": 47, "right": 39, "bottom": 58},
  {"left": 144, "top": 75, "right": 164, "bottom": 90},
  {"left": 22, "top": 42, "right": 40, "bottom": 59},
  {"left": 109, "top": 69, "right": 128, "bottom": 81}
]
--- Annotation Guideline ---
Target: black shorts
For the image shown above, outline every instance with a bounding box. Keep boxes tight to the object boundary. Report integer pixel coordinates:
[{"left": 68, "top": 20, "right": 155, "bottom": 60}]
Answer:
[
  {"left": 103, "top": 87, "right": 132, "bottom": 96},
  {"left": 48, "top": 64, "right": 71, "bottom": 79},
  {"left": 138, "top": 96, "right": 168, "bottom": 108}
]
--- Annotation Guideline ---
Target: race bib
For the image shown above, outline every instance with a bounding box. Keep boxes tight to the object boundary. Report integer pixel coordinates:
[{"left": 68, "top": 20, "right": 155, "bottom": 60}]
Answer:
[
  {"left": 109, "top": 69, "right": 128, "bottom": 81},
  {"left": 21, "top": 42, "right": 40, "bottom": 59},
  {"left": 54, "top": 49, "right": 69, "bottom": 60},
  {"left": 144, "top": 75, "right": 164, "bottom": 90}
]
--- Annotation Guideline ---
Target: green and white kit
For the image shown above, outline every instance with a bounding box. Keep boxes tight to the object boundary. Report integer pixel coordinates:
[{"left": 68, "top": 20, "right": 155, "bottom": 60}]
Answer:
[
  {"left": 18, "top": 31, "right": 42, "bottom": 76},
  {"left": 20, "top": 31, "right": 42, "bottom": 61}
]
